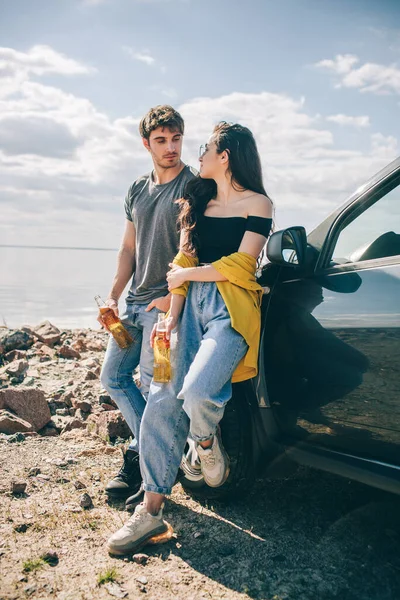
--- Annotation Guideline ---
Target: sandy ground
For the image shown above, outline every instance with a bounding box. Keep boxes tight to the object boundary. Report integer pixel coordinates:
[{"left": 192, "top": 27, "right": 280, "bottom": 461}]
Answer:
[{"left": 1, "top": 431, "right": 400, "bottom": 600}]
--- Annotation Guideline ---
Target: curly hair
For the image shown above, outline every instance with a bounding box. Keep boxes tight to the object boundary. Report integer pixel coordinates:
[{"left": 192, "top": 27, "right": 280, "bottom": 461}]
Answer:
[{"left": 139, "top": 105, "right": 184, "bottom": 140}]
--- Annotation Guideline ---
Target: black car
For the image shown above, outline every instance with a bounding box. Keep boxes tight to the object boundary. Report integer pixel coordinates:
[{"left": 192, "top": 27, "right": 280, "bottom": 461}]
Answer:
[{"left": 180, "top": 156, "right": 400, "bottom": 500}]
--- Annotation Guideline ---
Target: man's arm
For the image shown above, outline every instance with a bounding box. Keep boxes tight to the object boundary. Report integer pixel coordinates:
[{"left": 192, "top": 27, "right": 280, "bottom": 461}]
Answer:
[{"left": 97, "top": 220, "right": 135, "bottom": 328}]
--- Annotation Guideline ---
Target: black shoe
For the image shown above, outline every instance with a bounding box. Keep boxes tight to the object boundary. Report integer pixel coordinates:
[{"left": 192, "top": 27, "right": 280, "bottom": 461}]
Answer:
[
  {"left": 105, "top": 448, "right": 142, "bottom": 499},
  {"left": 125, "top": 484, "right": 145, "bottom": 512}
]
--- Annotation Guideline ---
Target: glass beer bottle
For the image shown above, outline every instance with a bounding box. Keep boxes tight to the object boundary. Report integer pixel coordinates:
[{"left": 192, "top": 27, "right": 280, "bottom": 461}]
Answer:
[
  {"left": 95, "top": 295, "right": 133, "bottom": 349},
  {"left": 153, "top": 312, "right": 172, "bottom": 383}
]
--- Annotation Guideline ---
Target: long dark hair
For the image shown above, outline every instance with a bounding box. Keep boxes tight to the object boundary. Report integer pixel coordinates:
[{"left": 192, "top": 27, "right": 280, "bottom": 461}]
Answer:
[{"left": 178, "top": 121, "right": 269, "bottom": 256}]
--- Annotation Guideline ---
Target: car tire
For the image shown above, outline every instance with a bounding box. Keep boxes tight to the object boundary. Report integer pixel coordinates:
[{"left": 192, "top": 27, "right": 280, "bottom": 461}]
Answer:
[{"left": 179, "top": 382, "right": 255, "bottom": 501}]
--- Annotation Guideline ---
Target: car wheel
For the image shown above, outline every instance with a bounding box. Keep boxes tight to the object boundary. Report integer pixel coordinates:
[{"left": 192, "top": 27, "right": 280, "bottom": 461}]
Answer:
[{"left": 179, "top": 383, "right": 255, "bottom": 501}]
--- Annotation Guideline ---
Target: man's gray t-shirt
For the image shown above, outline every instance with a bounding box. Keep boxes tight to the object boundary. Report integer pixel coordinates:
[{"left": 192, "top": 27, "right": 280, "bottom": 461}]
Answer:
[{"left": 124, "top": 164, "right": 197, "bottom": 304}]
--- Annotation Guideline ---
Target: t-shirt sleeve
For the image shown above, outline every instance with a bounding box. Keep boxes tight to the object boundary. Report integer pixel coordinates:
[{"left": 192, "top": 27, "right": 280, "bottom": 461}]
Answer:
[
  {"left": 124, "top": 184, "right": 134, "bottom": 221},
  {"left": 245, "top": 216, "right": 272, "bottom": 237}
]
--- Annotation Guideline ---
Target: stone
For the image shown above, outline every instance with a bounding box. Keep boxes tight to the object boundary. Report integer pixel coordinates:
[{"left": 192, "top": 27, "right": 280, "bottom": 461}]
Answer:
[
  {"left": 84, "top": 369, "right": 98, "bottom": 381},
  {"left": 0, "top": 410, "right": 33, "bottom": 434},
  {"left": 56, "top": 408, "right": 70, "bottom": 416},
  {"left": 41, "top": 550, "right": 59, "bottom": 565},
  {"left": 79, "top": 493, "right": 93, "bottom": 509},
  {"left": 0, "top": 329, "right": 34, "bottom": 356},
  {"left": 11, "top": 480, "right": 27, "bottom": 494},
  {"left": 73, "top": 399, "right": 92, "bottom": 413},
  {"left": 58, "top": 345, "right": 81, "bottom": 360},
  {"left": 73, "top": 480, "right": 86, "bottom": 490},
  {"left": 32, "top": 321, "right": 61, "bottom": 347},
  {"left": 28, "top": 467, "right": 41, "bottom": 476},
  {"left": 71, "top": 338, "right": 87, "bottom": 353},
  {"left": 61, "top": 418, "right": 87, "bottom": 434},
  {"left": 4, "top": 360, "right": 29, "bottom": 377},
  {"left": 136, "top": 576, "right": 148, "bottom": 585},
  {"left": 133, "top": 553, "right": 149, "bottom": 565},
  {"left": 101, "top": 402, "right": 116, "bottom": 411},
  {"left": 4, "top": 349, "right": 27, "bottom": 362},
  {"left": 104, "top": 583, "right": 128, "bottom": 598},
  {"left": 86, "top": 339, "right": 105, "bottom": 351},
  {"left": 0, "top": 388, "right": 51, "bottom": 431},
  {"left": 7, "top": 432, "right": 26, "bottom": 443},
  {"left": 92, "top": 410, "right": 131, "bottom": 441}
]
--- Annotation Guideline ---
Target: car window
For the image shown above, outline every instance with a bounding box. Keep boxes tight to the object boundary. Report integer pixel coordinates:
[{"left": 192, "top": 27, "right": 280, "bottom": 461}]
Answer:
[{"left": 332, "top": 182, "right": 400, "bottom": 263}]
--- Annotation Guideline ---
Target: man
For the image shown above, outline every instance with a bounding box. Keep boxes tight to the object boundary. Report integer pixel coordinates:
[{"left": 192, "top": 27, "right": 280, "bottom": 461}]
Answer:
[{"left": 99, "top": 105, "right": 196, "bottom": 510}]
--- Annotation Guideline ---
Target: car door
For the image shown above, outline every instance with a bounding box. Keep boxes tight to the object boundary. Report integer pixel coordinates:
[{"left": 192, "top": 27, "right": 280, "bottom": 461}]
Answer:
[{"left": 265, "top": 167, "right": 400, "bottom": 466}]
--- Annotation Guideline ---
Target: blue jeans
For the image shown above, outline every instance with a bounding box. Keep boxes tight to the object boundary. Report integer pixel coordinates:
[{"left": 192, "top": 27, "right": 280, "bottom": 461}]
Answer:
[
  {"left": 139, "top": 282, "right": 248, "bottom": 495},
  {"left": 100, "top": 303, "right": 160, "bottom": 451}
]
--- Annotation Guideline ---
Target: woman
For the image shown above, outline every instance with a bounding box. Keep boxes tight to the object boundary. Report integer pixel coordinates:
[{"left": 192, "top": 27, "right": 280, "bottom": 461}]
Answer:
[{"left": 107, "top": 122, "right": 273, "bottom": 556}]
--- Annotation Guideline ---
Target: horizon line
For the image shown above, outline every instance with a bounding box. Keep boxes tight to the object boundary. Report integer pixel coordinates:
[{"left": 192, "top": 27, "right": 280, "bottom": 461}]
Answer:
[{"left": 0, "top": 244, "right": 118, "bottom": 252}]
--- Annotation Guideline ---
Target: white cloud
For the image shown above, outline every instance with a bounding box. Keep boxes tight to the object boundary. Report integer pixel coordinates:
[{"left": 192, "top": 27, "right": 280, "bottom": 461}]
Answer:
[
  {"left": 0, "top": 45, "right": 94, "bottom": 77},
  {"left": 315, "top": 53, "right": 400, "bottom": 95},
  {"left": 123, "top": 46, "right": 156, "bottom": 66},
  {"left": 326, "top": 114, "right": 370, "bottom": 128},
  {"left": 0, "top": 45, "right": 398, "bottom": 249}
]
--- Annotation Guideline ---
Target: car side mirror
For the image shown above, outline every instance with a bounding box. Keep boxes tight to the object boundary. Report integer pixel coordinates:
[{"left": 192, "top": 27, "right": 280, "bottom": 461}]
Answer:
[{"left": 267, "top": 226, "right": 307, "bottom": 267}]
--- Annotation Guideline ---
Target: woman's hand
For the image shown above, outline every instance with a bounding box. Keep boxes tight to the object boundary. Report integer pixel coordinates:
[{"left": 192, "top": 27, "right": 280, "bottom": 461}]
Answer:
[
  {"left": 166, "top": 264, "right": 188, "bottom": 291},
  {"left": 150, "top": 315, "right": 178, "bottom": 347}
]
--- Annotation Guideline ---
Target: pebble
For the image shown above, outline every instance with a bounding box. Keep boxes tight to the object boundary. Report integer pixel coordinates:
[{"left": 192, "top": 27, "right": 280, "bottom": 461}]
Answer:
[
  {"left": 79, "top": 493, "right": 93, "bottom": 509},
  {"left": 11, "top": 480, "right": 27, "bottom": 494},
  {"left": 136, "top": 576, "right": 148, "bottom": 585},
  {"left": 7, "top": 433, "right": 26, "bottom": 444},
  {"left": 133, "top": 553, "right": 149, "bottom": 565},
  {"left": 73, "top": 480, "right": 86, "bottom": 490},
  {"left": 193, "top": 531, "right": 202, "bottom": 539},
  {"left": 24, "top": 585, "right": 37, "bottom": 597},
  {"left": 14, "top": 523, "right": 31, "bottom": 533},
  {"left": 28, "top": 467, "right": 41, "bottom": 477},
  {"left": 41, "top": 550, "right": 59, "bottom": 565}
]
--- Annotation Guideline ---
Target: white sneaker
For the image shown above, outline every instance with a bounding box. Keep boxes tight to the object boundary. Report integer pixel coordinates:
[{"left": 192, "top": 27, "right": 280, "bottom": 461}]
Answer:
[
  {"left": 107, "top": 503, "right": 167, "bottom": 556},
  {"left": 197, "top": 429, "right": 230, "bottom": 488}
]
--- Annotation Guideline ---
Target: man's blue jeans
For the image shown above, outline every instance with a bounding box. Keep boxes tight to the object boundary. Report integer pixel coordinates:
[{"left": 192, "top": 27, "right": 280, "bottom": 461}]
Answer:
[{"left": 100, "top": 303, "right": 160, "bottom": 451}]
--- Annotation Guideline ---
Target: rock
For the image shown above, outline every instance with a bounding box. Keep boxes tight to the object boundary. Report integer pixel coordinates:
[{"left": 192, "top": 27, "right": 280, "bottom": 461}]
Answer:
[
  {"left": 86, "top": 339, "right": 105, "bottom": 351},
  {"left": 133, "top": 553, "right": 149, "bottom": 565},
  {"left": 32, "top": 321, "right": 61, "bottom": 347},
  {"left": 73, "top": 400, "right": 92, "bottom": 413},
  {"left": 81, "top": 357, "right": 100, "bottom": 370},
  {"left": 4, "top": 349, "right": 27, "bottom": 362},
  {"left": 79, "top": 493, "right": 93, "bottom": 509},
  {"left": 101, "top": 403, "right": 116, "bottom": 411},
  {"left": 14, "top": 523, "right": 31, "bottom": 533},
  {"left": 56, "top": 408, "right": 70, "bottom": 416},
  {"left": 0, "top": 388, "right": 51, "bottom": 431},
  {"left": 41, "top": 550, "right": 59, "bottom": 565},
  {"left": 0, "top": 410, "right": 33, "bottom": 434},
  {"left": 4, "top": 360, "right": 29, "bottom": 377},
  {"left": 28, "top": 467, "right": 41, "bottom": 476},
  {"left": 104, "top": 583, "right": 128, "bottom": 598},
  {"left": 92, "top": 410, "right": 131, "bottom": 441},
  {"left": 58, "top": 345, "right": 81, "bottom": 360},
  {"left": 136, "top": 576, "right": 148, "bottom": 585},
  {"left": 73, "top": 480, "right": 86, "bottom": 490},
  {"left": 71, "top": 338, "right": 87, "bottom": 353},
  {"left": 7, "top": 432, "right": 26, "bottom": 443},
  {"left": 61, "top": 418, "right": 87, "bottom": 434},
  {"left": 98, "top": 392, "right": 117, "bottom": 407},
  {"left": 38, "top": 346, "right": 56, "bottom": 361},
  {"left": 0, "top": 329, "right": 34, "bottom": 356},
  {"left": 11, "top": 480, "right": 27, "bottom": 494},
  {"left": 23, "top": 584, "right": 37, "bottom": 597},
  {"left": 84, "top": 370, "right": 98, "bottom": 381}
]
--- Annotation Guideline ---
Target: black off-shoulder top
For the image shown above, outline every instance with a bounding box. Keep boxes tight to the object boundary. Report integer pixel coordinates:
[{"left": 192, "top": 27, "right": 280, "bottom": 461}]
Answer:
[{"left": 196, "top": 215, "right": 272, "bottom": 264}]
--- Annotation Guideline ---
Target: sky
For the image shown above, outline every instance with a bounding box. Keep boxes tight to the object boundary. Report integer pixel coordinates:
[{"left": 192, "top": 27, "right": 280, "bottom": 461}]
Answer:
[{"left": 0, "top": 0, "right": 399, "bottom": 249}]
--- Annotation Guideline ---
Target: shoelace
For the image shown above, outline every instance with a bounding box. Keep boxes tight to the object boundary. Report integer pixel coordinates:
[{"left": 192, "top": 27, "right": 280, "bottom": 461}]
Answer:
[
  {"left": 201, "top": 452, "right": 216, "bottom": 467},
  {"left": 125, "top": 508, "right": 148, "bottom": 531}
]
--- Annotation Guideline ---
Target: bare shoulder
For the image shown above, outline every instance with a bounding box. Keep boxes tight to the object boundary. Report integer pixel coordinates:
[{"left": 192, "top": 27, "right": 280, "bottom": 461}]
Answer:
[{"left": 247, "top": 193, "right": 273, "bottom": 218}]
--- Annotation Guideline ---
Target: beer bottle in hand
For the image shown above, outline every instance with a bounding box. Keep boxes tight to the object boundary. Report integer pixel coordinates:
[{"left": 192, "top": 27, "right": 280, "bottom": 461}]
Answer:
[
  {"left": 95, "top": 295, "right": 133, "bottom": 349},
  {"left": 153, "top": 312, "right": 172, "bottom": 383}
]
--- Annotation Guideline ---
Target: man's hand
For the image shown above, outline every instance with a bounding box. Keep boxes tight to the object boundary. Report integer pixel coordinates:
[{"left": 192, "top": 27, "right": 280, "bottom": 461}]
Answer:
[
  {"left": 145, "top": 295, "right": 171, "bottom": 314},
  {"left": 97, "top": 298, "right": 119, "bottom": 333}
]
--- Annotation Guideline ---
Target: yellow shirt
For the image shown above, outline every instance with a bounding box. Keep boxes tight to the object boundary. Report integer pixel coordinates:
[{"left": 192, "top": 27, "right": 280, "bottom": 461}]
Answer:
[{"left": 171, "top": 251, "right": 263, "bottom": 382}]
